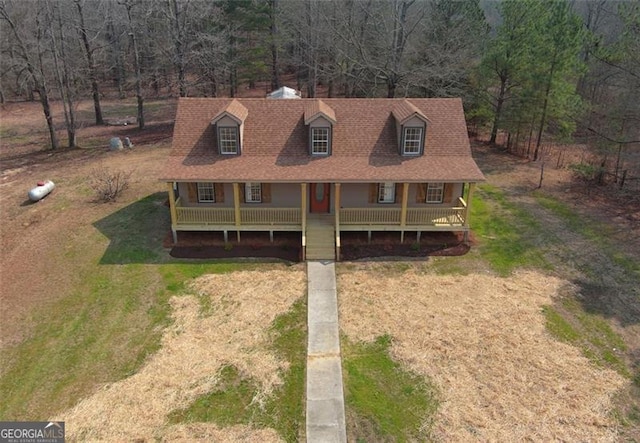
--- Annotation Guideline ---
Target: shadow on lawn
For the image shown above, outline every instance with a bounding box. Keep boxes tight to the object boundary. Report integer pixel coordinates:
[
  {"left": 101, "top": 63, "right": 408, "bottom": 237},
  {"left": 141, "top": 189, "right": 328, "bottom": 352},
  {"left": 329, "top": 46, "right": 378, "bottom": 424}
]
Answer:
[
  {"left": 572, "top": 277, "right": 640, "bottom": 328},
  {"left": 93, "top": 192, "right": 170, "bottom": 264}
]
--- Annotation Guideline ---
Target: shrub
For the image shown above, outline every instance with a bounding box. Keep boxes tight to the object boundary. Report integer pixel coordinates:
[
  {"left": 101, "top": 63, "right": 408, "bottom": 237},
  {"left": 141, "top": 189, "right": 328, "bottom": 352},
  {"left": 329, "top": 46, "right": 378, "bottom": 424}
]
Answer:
[
  {"left": 568, "top": 163, "right": 602, "bottom": 183},
  {"left": 89, "top": 167, "right": 132, "bottom": 202}
]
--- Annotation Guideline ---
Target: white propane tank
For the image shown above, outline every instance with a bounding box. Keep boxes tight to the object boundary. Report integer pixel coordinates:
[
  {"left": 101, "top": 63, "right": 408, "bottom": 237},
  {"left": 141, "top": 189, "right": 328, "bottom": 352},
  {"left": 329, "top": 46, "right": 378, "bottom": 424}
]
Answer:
[{"left": 28, "top": 180, "right": 55, "bottom": 202}]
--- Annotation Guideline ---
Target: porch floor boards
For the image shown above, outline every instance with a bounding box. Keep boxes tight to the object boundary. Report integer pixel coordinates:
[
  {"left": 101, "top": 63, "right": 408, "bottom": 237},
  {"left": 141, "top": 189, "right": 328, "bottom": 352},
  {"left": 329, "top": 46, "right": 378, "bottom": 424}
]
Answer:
[{"left": 306, "top": 215, "right": 336, "bottom": 260}]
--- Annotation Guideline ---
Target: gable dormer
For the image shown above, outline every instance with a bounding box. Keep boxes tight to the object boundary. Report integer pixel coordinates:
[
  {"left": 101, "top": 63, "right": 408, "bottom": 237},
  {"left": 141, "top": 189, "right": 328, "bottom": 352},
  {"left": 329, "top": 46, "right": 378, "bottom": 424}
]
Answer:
[
  {"left": 304, "top": 100, "right": 336, "bottom": 156},
  {"left": 211, "top": 99, "right": 248, "bottom": 155},
  {"left": 392, "top": 100, "right": 430, "bottom": 156}
]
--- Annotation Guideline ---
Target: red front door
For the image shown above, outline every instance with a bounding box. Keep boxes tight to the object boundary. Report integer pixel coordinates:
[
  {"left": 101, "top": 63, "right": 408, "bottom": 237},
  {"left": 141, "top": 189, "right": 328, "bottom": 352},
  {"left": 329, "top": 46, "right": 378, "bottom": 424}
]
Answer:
[{"left": 310, "top": 183, "right": 330, "bottom": 213}]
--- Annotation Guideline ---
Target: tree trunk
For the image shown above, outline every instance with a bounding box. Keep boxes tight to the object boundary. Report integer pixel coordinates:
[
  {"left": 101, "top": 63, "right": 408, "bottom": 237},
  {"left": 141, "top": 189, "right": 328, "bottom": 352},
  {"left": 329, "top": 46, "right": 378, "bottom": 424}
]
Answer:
[
  {"left": 50, "top": 2, "right": 77, "bottom": 148},
  {"left": 171, "top": 0, "right": 187, "bottom": 97},
  {"left": 39, "top": 87, "right": 59, "bottom": 150},
  {"left": 0, "top": 2, "right": 59, "bottom": 149},
  {"left": 534, "top": 63, "right": 556, "bottom": 161},
  {"left": 106, "top": 19, "right": 126, "bottom": 99},
  {"left": 76, "top": 0, "right": 103, "bottom": 125},
  {"left": 125, "top": 2, "right": 144, "bottom": 129},
  {"left": 489, "top": 76, "right": 507, "bottom": 144},
  {"left": 269, "top": 0, "right": 280, "bottom": 91},
  {"left": 387, "top": 78, "right": 397, "bottom": 98},
  {"left": 132, "top": 32, "right": 144, "bottom": 129}
]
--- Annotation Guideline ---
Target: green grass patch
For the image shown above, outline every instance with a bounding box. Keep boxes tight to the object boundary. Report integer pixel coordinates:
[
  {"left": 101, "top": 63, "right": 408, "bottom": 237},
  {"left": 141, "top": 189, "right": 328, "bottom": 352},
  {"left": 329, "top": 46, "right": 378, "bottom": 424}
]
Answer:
[
  {"left": 469, "top": 185, "right": 550, "bottom": 276},
  {"left": 543, "top": 300, "right": 629, "bottom": 377},
  {"left": 169, "top": 365, "right": 257, "bottom": 425},
  {"left": 535, "top": 193, "right": 640, "bottom": 279},
  {"left": 0, "top": 190, "right": 251, "bottom": 420},
  {"left": 342, "top": 335, "right": 439, "bottom": 442},
  {"left": 0, "top": 260, "right": 248, "bottom": 421},
  {"left": 168, "top": 298, "right": 307, "bottom": 442}
]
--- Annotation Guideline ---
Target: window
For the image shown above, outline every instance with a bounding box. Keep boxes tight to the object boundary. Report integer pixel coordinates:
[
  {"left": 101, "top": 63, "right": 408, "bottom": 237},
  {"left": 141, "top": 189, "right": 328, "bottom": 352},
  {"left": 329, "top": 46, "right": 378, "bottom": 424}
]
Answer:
[
  {"left": 245, "top": 182, "right": 262, "bottom": 203},
  {"left": 378, "top": 182, "right": 395, "bottom": 203},
  {"left": 403, "top": 127, "right": 422, "bottom": 155},
  {"left": 197, "top": 182, "right": 215, "bottom": 202},
  {"left": 311, "top": 127, "right": 330, "bottom": 155},
  {"left": 426, "top": 183, "right": 444, "bottom": 203},
  {"left": 219, "top": 127, "right": 238, "bottom": 154}
]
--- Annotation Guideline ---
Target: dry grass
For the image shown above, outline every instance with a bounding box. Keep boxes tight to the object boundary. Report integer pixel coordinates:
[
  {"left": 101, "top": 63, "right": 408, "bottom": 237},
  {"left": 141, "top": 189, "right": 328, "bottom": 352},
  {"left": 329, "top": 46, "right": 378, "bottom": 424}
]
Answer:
[
  {"left": 338, "top": 268, "right": 627, "bottom": 441},
  {"left": 56, "top": 268, "right": 305, "bottom": 441}
]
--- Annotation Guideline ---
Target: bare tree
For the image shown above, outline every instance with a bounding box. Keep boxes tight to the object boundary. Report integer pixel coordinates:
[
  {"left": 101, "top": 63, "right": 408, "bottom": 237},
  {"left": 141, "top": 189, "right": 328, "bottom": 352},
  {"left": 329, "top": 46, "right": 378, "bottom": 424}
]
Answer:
[
  {"left": 75, "top": 0, "right": 104, "bottom": 124},
  {"left": 119, "top": 0, "right": 144, "bottom": 129},
  {"left": 47, "top": 0, "right": 78, "bottom": 148},
  {"left": 0, "top": 0, "right": 59, "bottom": 149}
]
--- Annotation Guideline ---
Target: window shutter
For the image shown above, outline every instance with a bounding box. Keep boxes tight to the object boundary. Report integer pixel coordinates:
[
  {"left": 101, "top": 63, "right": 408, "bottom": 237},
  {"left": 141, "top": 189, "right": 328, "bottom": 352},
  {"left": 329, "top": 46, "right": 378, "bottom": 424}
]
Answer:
[
  {"left": 214, "top": 183, "right": 225, "bottom": 203},
  {"left": 369, "top": 183, "right": 378, "bottom": 203},
  {"left": 240, "top": 183, "right": 246, "bottom": 203},
  {"left": 416, "top": 183, "right": 426, "bottom": 203},
  {"left": 394, "top": 183, "right": 401, "bottom": 203},
  {"left": 443, "top": 183, "right": 453, "bottom": 203},
  {"left": 188, "top": 183, "right": 197, "bottom": 202},
  {"left": 262, "top": 183, "right": 271, "bottom": 203}
]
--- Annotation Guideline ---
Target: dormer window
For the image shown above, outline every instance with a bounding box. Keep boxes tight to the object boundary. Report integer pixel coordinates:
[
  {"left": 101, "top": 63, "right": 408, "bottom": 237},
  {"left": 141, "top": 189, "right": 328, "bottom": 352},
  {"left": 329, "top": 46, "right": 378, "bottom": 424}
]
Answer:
[
  {"left": 218, "top": 127, "right": 239, "bottom": 154},
  {"left": 211, "top": 99, "right": 248, "bottom": 155},
  {"left": 311, "top": 127, "right": 330, "bottom": 155},
  {"left": 392, "top": 100, "right": 430, "bottom": 157},
  {"left": 403, "top": 127, "right": 423, "bottom": 155},
  {"left": 304, "top": 100, "right": 336, "bottom": 157}
]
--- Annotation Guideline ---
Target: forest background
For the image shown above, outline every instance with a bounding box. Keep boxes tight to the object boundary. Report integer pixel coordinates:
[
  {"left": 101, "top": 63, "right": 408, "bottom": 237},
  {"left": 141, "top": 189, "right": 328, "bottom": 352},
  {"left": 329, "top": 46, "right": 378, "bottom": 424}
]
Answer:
[{"left": 1, "top": 0, "right": 638, "bottom": 192}]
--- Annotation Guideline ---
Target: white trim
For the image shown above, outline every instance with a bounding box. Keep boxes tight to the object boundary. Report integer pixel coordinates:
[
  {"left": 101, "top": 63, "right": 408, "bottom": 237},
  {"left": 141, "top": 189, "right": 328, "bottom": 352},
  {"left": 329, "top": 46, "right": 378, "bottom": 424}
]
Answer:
[
  {"left": 378, "top": 182, "right": 395, "bottom": 203},
  {"left": 426, "top": 182, "right": 444, "bottom": 203},
  {"left": 311, "top": 127, "right": 330, "bottom": 155},
  {"left": 403, "top": 127, "right": 422, "bottom": 155},
  {"left": 245, "top": 182, "right": 262, "bottom": 203},
  {"left": 197, "top": 182, "right": 215, "bottom": 202},
  {"left": 219, "top": 126, "right": 239, "bottom": 154}
]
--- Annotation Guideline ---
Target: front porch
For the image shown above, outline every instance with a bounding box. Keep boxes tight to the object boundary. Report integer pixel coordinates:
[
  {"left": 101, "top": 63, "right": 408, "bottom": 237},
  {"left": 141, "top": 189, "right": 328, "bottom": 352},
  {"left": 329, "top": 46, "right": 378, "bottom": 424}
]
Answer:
[{"left": 166, "top": 182, "right": 476, "bottom": 260}]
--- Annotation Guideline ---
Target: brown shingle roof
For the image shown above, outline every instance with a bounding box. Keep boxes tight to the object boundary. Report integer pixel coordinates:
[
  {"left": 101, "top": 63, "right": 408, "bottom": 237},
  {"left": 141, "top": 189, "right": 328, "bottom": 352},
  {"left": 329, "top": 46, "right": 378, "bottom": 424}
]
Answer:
[
  {"left": 211, "top": 99, "right": 248, "bottom": 124},
  {"left": 304, "top": 99, "right": 337, "bottom": 124},
  {"left": 161, "top": 98, "right": 485, "bottom": 183},
  {"left": 391, "top": 99, "right": 430, "bottom": 125}
]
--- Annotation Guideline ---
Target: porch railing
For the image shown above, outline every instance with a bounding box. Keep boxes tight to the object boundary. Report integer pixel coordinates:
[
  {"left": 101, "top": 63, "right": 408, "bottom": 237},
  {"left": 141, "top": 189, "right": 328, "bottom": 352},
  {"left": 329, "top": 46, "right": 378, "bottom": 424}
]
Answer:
[
  {"left": 405, "top": 207, "right": 466, "bottom": 226},
  {"left": 340, "top": 208, "right": 402, "bottom": 224},
  {"left": 174, "top": 197, "right": 466, "bottom": 228},
  {"left": 241, "top": 208, "right": 301, "bottom": 225},
  {"left": 175, "top": 198, "right": 301, "bottom": 226},
  {"left": 341, "top": 201, "right": 466, "bottom": 227}
]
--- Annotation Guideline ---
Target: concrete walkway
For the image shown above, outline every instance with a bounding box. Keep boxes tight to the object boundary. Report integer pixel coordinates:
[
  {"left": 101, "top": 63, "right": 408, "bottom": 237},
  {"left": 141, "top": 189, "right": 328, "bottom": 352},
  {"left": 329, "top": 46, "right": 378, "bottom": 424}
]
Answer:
[{"left": 306, "top": 261, "right": 347, "bottom": 443}]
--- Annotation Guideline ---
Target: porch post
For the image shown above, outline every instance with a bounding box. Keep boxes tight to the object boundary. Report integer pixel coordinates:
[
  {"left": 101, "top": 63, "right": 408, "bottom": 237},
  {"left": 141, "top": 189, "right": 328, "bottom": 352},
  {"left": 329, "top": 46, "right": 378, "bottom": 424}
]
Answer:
[
  {"left": 334, "top": 183, "right": 341, "bottom": 261},
  {"left": 400, "top": 182, "right": 409, "bottom": 243},
  {"left": 233, "top": 182, "right": 241, "bottom": 241},
  {"left": 464, "top": 183, "right": 476, "bottom": 243},
  {"left": 301, "top": 183, "right": 307, "bottom": 260},
  {"left": 167, "top": 182, "right": 178, "bottom": 243}
]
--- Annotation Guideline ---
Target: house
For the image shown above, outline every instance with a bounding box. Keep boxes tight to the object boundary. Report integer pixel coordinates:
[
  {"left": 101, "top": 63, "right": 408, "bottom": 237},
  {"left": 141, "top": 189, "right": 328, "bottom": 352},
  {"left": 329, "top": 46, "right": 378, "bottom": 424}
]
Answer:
[{"left": 161, "top": 97, "right": 485, "bottom": 260}]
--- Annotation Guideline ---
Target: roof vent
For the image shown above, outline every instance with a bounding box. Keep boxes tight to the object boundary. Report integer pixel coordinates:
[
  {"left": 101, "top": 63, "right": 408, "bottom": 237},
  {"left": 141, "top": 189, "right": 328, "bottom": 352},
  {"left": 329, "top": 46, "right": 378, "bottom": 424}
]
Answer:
[{"left": 267, "top": 86, "right": 302, "bottom": 99}]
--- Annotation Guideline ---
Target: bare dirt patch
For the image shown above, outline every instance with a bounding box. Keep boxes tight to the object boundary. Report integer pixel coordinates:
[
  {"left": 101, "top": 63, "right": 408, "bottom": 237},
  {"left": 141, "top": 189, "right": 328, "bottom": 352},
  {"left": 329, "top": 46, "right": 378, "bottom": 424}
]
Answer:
[
  {"left": 338, "top": 268, "right": 626, "bottom": 441},
  {"left": 0, "top": 97, "right": 175, "bottom": 348},
  {"left": 55, "top": 268, "right": 305, "bottom": 441}
]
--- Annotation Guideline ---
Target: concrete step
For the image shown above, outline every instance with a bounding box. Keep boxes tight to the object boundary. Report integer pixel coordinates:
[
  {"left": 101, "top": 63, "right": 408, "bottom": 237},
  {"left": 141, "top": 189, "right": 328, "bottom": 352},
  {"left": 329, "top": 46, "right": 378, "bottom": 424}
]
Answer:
[
  {"left": 306, "top": 253, "right": 336, "bottom": 260},
  {"left": 307, "top": 234, "right": 334, "bottom": 242}
]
